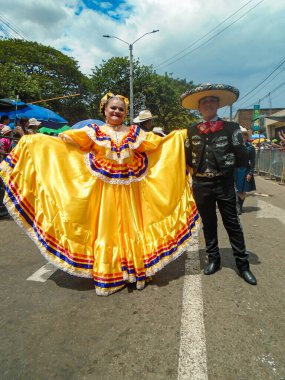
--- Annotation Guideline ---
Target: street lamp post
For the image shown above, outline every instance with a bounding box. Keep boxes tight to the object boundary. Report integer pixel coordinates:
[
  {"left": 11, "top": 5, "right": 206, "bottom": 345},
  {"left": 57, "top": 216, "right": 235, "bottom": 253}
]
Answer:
[{"left": 103, "top": 30, "right": 159, "bottom": 124}]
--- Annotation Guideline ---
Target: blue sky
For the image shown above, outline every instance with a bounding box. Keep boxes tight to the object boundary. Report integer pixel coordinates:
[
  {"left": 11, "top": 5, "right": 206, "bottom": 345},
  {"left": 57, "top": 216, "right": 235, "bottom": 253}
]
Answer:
[
  {"left": 1, "top": 0, "right": 285, "bottom": 118},
  {"left": 79, "top": 0, "right": 132, "bottom": 21}
]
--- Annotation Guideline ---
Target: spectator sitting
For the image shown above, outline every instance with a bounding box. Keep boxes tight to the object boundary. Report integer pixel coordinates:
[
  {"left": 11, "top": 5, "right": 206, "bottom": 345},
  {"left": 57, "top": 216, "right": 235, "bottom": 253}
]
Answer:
[
  {"left": 133, "top": 110, "right": 158, "bottom": 132},
  {"left": 27, "top": 118, "right": 41, "bottom": 134},
  {"left": 13, "top": 117, "right": 30, "bottom": 138},
  {"left": 0, "top": 115, "right": 10, "bottom": 132}
]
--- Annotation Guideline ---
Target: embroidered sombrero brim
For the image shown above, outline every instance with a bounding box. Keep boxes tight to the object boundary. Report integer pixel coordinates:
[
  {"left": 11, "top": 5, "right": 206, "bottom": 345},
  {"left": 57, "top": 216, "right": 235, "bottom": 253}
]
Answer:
[{"left": 180, "top": 83, "right": 239, "bottom": 110}]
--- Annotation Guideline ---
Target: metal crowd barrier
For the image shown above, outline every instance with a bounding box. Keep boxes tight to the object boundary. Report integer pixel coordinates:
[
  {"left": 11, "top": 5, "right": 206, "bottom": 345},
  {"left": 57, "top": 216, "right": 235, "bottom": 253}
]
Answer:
[{"left": 256, "top": 147, "right": 285, "bottom": 184}]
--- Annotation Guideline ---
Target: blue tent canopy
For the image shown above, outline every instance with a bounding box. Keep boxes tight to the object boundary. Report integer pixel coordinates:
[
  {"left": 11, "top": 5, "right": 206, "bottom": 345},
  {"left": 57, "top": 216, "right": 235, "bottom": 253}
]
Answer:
[
  {"left": 0, "top": 98, "right": 26, "bottom": 109},
  {"left": 0, "top": 99, "right": 67, "bottom": 129}
]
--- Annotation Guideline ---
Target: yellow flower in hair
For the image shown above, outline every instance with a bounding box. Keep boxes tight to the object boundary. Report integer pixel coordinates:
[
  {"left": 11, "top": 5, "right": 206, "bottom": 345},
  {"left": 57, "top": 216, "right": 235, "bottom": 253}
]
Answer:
[{"left": 100, "top": 92, "right": 129, "bottom": 114}]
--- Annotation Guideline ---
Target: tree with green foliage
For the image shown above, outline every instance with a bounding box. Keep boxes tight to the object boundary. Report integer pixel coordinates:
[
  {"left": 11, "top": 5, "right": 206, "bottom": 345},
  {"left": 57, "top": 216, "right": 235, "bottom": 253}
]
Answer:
[
  {"left": 89, "top": 57, "right": 197, "bottom": 130},
  {"left": 89, "top": 57, "right": 154, "bottom": 120},
  {"left": 138, "top": 72, "right": 197, "bottom": 133},
  {"left": 0, "top": 39, "right": 91, "bottom": 125},
  {"left": 0, "top": 39, "right": 197, "bottom": 129}
]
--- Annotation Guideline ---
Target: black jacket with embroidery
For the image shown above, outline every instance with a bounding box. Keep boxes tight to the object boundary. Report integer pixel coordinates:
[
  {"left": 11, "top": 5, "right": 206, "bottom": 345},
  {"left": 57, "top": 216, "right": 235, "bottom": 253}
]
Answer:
[{"left": 185, "top": 120, "right": 249, "bottom": 177}]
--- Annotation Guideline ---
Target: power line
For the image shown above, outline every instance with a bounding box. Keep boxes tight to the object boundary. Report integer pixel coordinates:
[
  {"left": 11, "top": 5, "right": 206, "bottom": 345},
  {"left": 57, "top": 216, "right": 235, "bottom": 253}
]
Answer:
[
  {"left": 154, "top": 0, "right": 264, "bottom": 70},
  {"left": 155, "top": 0, "right": 263, "bottom": 70},
  {"left": 270, "top": 85, "right": 285, "bottom": 102},
  {"left": 154, "top": 0, "right": 256, "bottom": 70},
  {"left": 0, "top": 24, "right": 10, "bottom": 38},
  {"left": 230, "top": 59, "right": 285, "bottom": 114},
  {"left": 0, "top": 14, "right": 30, "bottom": 40},
  {"left": 254, "top": 81, "right": 285, "bottom": 105},
  {"left": 0, "top": 22, "right": 15, "bottom": 39},
  {"left": 221, "top": 76, "right": 285, "bottom": 118},
  {"left": 238, "top": 67, "right": 285, "bottom": 107},
  {"left": 235, "top": 80, "right": 285, "bottom": 111},
  {"left": 237, "top": 58, "right": 285, "bottom": 103}
]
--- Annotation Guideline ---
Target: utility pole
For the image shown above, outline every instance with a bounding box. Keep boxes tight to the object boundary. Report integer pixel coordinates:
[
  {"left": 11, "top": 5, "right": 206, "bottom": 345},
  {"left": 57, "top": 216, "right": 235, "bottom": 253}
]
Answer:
[
  {"left": 129, "top": 43, "right": 134, "bottom": 123},
  {"left": 103, "top": 30, "right": 159, "bottom": 124}
]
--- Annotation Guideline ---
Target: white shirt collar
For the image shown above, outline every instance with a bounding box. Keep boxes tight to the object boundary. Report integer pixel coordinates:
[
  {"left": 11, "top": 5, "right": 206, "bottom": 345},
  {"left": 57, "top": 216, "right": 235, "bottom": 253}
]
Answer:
[{"left": 202, "top": 115, "right": 219, "bottom": 122}]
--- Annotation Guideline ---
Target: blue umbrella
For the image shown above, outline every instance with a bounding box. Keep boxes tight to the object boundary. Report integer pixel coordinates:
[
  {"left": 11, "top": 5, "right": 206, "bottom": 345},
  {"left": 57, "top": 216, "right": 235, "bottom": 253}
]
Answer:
[
  {"left": 0, "top": 98, "right": 26, "bottom": 109},
  {"left": 251, "top": 133, "right": 266, "bottom": 139},
  {"left": 71, "top": 119, "right": 105, "bottom": 129},
  {"left": 0, "top": 100, "right": 67, "bottom": 129}
]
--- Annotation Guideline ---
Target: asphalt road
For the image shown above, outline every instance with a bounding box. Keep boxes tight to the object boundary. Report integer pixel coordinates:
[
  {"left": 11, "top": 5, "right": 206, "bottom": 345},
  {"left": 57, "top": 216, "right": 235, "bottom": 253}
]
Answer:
[{"left": 0, "top": 175, "right": 284, "bottom": 380}]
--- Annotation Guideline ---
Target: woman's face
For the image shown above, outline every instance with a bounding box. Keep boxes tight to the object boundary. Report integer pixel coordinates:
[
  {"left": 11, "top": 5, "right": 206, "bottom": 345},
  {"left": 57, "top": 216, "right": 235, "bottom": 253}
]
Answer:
[{"left": 105, "top": 98, "right": 126, "bottom": 126}]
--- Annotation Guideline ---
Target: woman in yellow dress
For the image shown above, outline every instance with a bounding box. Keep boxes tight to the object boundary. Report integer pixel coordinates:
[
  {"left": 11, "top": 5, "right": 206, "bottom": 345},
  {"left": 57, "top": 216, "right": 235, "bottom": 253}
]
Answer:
[{"left": 0, "top": 93, "right": 200, "bottom": 296}]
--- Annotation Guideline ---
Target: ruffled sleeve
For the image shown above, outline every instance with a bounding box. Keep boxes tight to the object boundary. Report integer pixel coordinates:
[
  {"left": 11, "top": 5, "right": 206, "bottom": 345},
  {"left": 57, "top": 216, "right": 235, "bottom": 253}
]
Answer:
[
  {"left": 138, "top": 128, "right": 187, "bottom": 152},
  {"left": 59, "top": 126, "right": 94, "bottom": 152}
]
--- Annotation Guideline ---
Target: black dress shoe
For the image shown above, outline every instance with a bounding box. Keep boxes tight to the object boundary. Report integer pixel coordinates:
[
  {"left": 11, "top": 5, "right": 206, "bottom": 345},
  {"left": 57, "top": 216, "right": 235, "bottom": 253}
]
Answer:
[
  {"left": 239, "top": 270, "right": 257, "bottom": 285},
  {"left": 204, "top": 261, "right": 221, "bottom": 275}
]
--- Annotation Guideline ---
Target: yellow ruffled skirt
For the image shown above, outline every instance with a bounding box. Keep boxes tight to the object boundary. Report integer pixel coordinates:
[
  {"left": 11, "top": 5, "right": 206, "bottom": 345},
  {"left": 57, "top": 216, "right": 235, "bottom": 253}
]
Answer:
[{"left": 0, "top": 130, "right": 200, "bottom": 295}]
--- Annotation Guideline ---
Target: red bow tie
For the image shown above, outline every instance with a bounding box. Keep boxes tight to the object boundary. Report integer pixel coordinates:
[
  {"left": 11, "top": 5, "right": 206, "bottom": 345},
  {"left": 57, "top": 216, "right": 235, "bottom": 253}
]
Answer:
[{"left": 198, "top": 121, "right": 224, "bottom": 134}]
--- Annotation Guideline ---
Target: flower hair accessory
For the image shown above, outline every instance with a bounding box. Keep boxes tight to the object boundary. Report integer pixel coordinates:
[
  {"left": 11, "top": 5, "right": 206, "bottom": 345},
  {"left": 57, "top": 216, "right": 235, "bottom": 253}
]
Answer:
[{"left": 99, "top": 92, "right": 129, "bottom": 114}]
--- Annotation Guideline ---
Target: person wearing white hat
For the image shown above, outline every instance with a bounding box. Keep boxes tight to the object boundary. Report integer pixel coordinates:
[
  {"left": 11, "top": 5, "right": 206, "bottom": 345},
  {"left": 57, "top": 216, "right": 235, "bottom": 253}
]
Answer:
[
  {"left": 27, "top": 118, "right": 41, "bottom": 134},
  {"left": 181, "top": 83, "right": 257, "bottom": 285},
  {"left": 0, "top": 125, "right": 13, "bottom": 154},
  {"left": 133, "top": 110, "right": 166, "bottom": 136},
  {"left": 152, "top": 127, "right": 166, "bottom": 137}
]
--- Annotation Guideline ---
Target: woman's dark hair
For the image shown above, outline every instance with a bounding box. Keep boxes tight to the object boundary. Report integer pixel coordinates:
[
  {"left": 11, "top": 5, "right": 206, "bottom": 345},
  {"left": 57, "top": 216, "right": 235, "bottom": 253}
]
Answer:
[
  {"left": 19, "top": 117, "right": 29, "bottom": 127},
  {"left": 0, "top": 115, "right": 9, "bottom": 123}
]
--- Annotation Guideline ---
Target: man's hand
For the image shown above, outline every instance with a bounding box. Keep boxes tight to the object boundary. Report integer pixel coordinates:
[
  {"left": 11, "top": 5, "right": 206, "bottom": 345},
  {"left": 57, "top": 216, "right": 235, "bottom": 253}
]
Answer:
[
  {"left": 246, "top": 173, "right": 252, "bottom": 182},
  {"left": 278, "top": 130, "right": 285, "bottom": 142}
]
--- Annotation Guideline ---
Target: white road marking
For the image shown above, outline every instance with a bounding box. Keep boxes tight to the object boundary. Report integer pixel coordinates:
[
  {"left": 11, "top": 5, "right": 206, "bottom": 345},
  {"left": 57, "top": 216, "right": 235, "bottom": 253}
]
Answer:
[
  {"left": 178, "top": 247, "right": 208, "bottom": 380},
  {"left": 27, "top": 263, "right": 57, "bottom": 282},
  {"left": 253, "top": 192, "right": 269, "bottom": 197},
  {"left": 257, "top": 200, "right": 285, "bottom": 226}
]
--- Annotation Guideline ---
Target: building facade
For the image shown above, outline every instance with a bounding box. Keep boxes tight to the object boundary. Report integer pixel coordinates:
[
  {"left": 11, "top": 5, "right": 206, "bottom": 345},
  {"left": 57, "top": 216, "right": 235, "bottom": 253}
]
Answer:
[{"left": 233, "top": 108, "right": 284, "bottom": 130}]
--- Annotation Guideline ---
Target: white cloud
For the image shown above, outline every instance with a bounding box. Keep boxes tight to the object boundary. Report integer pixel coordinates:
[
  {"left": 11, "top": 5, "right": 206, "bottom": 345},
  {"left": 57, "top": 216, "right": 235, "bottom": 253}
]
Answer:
[{"left": 1, "top": 0, "right": 285, "bottom": 113}]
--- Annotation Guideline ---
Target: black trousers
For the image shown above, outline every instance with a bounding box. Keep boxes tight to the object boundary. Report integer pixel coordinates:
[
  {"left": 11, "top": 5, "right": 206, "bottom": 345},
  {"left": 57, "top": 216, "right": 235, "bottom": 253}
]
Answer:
[
  {"left": 0, "top": 177, "right": 8, "bottom": 217},
  {"left": 192, "top": 176, "right": 249, "bottom": 271}
]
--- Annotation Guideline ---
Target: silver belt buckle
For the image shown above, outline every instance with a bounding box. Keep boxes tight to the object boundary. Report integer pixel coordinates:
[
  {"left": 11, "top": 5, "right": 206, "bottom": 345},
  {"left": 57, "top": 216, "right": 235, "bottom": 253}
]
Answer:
[{"left": 206, "top": 172, "right": 215, "bottom": 178}]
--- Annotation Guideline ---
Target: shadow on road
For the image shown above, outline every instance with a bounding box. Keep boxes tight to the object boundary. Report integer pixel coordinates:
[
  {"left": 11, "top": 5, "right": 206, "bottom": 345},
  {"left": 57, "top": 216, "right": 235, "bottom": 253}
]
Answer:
[
  {"left": 47, "top": 255, "right": 186, "bottom": 292},
  {"left": 148, "top": 255, "right": 186, "bottom": 288},
  {"left": 241, "top": 206, "right": 261, "bottom": 213},
  {"left": 48, "top": 270, "right": 94, "bottom": 291},
  {"left": 47, "top": 247, "right": 261, "bottom": 292},
  {"left": 199, "top": 248, "right": 261, "bottom": 273}
]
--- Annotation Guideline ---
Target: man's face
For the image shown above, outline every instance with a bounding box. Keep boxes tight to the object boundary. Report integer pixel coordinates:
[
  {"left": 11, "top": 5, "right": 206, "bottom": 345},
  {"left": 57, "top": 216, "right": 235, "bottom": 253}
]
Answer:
[
  {"left": 242, "top": 133, "right": 248, "bottom": 143},
  {"left": 198, "top": 96, "right": 219, "bottom": 121},
  {"left": 141, "top": 119, "right": 153, "bottom": 131}
]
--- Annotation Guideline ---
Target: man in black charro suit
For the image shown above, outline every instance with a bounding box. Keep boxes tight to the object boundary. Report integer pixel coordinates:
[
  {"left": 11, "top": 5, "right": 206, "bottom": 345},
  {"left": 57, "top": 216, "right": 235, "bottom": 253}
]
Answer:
[{"left": 181, "top": 83, "right": 257, "bottom": 285}]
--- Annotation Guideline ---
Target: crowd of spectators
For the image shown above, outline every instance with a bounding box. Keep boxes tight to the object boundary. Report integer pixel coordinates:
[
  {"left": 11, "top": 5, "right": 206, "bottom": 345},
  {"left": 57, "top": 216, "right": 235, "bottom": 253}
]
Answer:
[
  {"left": 0, "top": 115, "right": 41, "bottom": 216},
  {"left": 252, "top": 132, "right": 285, "bottom": 151},
  {"left": 0, "top": 115, "right": 41, "bottom": 159}
]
